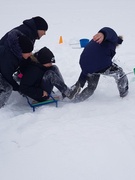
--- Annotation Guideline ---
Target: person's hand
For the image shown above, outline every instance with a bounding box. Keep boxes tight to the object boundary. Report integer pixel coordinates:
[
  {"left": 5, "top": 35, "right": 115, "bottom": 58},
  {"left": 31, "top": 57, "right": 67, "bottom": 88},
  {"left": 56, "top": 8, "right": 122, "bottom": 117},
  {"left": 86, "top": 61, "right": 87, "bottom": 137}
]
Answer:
[
  {"left": 93, "top": 32, "right": 104, "bottom": 44},
  {"left": 42, "top": 91, "right": 48, "bottom": 97}
]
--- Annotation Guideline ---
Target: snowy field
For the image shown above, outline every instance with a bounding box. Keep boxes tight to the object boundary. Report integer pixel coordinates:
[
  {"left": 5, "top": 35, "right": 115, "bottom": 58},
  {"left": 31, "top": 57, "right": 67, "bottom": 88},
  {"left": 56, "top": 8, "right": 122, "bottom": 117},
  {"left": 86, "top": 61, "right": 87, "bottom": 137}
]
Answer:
[{"left": 0, "top": 0, "right": 135, "bottom": 180}]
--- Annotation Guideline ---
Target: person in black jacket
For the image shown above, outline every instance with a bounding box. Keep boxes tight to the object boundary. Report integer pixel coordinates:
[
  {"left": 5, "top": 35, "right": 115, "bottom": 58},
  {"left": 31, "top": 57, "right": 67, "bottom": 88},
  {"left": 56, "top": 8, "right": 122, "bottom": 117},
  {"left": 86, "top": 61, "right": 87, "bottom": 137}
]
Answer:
[
  {"left": 19, "top": 47, "right": 79, "bottom": 102},
  {"left": 0, "top": 31, "right": 33, "bottom": 108},
  {"left": 71, "top": 27, "right": 129, "bottom": 102}
]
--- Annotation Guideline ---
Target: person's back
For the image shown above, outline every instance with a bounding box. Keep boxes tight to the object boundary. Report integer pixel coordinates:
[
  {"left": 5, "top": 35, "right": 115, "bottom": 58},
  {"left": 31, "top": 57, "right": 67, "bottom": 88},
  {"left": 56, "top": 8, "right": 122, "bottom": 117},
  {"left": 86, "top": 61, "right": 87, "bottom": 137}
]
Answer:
[{"left": 80, "top": 27, "right": 122, "bottom": 75}]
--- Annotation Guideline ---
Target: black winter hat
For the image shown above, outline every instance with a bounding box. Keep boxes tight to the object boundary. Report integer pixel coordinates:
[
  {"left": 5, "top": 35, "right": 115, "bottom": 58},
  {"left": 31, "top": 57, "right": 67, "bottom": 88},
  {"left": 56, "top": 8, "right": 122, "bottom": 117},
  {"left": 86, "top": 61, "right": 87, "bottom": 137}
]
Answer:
[
  {"left": 34, "top": 47, "right": 55, "bottom": 64},
  {"left": 33, "top": 16, "right": 48, "bottom": 31},
  {"left": 18, "top": 35, "right": 33, "bottom": 53}
]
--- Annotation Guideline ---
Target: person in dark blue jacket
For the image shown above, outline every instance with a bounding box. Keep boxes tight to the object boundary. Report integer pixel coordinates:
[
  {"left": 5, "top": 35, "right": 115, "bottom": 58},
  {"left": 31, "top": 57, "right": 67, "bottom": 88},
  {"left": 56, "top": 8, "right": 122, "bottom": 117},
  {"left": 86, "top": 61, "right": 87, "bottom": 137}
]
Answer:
[
  {"left": 72, "top": 27, "right": 129, "bottom": 102},
  {"left": 0, "top": 31, "right": 33, "bottom": 108}
]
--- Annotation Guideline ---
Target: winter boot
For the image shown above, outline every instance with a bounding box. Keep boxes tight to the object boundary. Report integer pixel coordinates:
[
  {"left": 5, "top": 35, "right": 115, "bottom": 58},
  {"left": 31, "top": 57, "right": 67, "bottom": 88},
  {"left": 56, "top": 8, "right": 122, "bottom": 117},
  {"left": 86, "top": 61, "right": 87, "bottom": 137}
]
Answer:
[{"left": 67, "top": 81, "right": 81, "bottom": 99}]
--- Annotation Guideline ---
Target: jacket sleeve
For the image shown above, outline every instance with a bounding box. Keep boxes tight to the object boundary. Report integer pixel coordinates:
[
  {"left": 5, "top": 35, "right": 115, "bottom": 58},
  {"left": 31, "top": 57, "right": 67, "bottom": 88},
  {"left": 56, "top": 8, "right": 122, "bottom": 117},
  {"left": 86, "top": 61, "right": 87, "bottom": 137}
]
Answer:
[
  {"left": 98, "top": 27, "right": 122, "bottom": 44},
  {"left": 6, "top": 29, "right": 23, "bottom": 59}
]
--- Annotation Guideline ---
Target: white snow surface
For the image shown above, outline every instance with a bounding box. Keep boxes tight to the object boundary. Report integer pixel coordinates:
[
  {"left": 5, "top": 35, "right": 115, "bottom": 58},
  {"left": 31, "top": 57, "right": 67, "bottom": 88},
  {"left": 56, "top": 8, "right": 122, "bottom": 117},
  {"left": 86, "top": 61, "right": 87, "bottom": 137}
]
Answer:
[{"left": 0, "top": 0, "right": 135, "bottom": 180}]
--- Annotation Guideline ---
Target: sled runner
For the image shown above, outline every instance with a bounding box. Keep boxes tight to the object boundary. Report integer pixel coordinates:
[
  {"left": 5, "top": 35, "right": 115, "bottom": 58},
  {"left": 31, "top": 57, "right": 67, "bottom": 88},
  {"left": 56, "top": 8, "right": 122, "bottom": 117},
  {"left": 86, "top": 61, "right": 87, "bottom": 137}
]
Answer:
[{"left": 25, "top": 95, "right": 59, "bottom": 112}]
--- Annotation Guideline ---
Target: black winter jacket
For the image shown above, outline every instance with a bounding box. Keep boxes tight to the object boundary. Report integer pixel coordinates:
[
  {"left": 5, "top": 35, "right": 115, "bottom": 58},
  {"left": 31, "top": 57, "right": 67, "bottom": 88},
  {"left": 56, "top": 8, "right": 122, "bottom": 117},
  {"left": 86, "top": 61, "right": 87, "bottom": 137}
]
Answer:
[{"left": 19, "top": 61, "right": 52, "bottom": 102}]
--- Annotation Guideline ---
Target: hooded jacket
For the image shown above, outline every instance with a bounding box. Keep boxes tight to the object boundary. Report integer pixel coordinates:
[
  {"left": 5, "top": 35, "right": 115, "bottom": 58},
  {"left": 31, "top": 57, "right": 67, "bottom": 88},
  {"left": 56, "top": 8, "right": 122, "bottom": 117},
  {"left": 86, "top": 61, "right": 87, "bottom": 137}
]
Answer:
[{"left": 79, "top": 27, "right": 123, "bottom": 75}]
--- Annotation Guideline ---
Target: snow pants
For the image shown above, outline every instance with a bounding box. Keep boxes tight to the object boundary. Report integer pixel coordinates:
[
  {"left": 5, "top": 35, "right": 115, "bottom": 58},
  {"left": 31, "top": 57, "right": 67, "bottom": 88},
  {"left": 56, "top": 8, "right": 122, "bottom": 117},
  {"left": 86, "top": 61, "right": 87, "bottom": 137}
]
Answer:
[
  {"left": 74, "top": 63, "right": 129, "bottom": 102},
  {"left": 42, "top": 65, "right": 70, "bottom": 97},
  {"left": 0, "top": 73, "right": 12, "bottom": 108}
]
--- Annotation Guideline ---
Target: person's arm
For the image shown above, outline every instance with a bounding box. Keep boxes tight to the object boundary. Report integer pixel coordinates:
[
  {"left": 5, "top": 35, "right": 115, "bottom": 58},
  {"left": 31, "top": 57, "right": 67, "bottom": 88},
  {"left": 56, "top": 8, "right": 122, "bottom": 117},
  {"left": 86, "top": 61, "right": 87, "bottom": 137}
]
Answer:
[
  {"left": 98, "top": 27, "right": 122, "bottom": 44},
  {"left": 93, "top": 32, "right": 104, "bottom": 44},
  {"left": 6, "top": 29, "right": 23, "bottom": 59}
]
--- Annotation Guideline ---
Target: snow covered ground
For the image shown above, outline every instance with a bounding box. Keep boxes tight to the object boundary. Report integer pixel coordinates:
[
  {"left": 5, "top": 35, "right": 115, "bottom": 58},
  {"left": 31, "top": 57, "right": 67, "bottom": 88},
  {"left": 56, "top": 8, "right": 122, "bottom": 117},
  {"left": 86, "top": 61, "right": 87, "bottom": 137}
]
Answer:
[{"left": 1, "top": 0, "right": 135, "bottom": 180}]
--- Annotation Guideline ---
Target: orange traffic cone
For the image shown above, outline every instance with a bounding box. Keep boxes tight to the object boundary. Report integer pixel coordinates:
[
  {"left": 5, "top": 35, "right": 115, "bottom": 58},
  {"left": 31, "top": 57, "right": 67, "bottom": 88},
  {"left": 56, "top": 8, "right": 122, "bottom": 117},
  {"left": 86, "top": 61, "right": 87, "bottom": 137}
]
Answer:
[{"left": 59, "top": 36, "right": 63, "bottom": 44}]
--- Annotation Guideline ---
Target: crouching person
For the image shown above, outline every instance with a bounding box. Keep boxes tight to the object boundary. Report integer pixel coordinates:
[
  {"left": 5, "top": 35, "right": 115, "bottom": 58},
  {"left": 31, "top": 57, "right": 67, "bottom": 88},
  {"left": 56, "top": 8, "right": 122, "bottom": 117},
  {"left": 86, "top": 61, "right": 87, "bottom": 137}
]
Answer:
[
  {"left": 0, "top": 30, "right": 33, "bottom": 108},
  {"left": 71, "top": 27, "right": 129, "bottom": 102},
  {"left": 19, "top": 47, "right": 78, "bottom": 102}
]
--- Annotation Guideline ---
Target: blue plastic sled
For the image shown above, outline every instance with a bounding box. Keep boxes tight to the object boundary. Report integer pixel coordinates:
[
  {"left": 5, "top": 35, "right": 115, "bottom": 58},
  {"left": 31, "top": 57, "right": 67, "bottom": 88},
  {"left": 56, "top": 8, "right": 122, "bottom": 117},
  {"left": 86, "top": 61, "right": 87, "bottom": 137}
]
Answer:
[{"left": 25, "top": 95, "right": 58, "bottom": 112}]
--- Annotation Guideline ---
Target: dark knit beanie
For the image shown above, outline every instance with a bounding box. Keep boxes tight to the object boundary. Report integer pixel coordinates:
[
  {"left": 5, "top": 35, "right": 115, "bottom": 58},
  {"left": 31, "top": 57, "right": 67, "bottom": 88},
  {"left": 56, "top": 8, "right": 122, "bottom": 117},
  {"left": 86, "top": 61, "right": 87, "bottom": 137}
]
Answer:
[
  {"left": 33, "top": 16, "right": 48, "bottom": 31},
  {"left": 34, "top": 47, "right": 55, "bottom": 64},
  {"left": 18, "top": 35, "right": 33, "bottom": 53}
]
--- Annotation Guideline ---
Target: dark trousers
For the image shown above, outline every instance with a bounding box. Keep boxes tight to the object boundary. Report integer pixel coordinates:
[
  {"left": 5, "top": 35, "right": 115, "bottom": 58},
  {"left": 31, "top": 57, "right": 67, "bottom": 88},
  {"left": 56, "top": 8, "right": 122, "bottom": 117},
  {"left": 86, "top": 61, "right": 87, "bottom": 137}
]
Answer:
[
  {"left": 0, "top": 73, "right": 12, "bottom": 108},
  {"left": 75, "top": 63, "right": 129, "bottom": 102}
]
